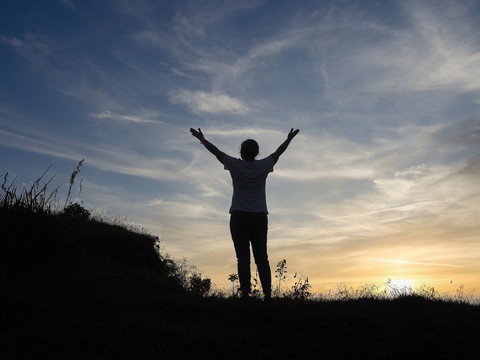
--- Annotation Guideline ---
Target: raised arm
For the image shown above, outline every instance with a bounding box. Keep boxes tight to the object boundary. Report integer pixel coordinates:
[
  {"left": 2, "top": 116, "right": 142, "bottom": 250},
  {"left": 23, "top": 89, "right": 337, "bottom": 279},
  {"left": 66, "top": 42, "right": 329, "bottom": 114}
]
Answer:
[
  {"left": 190, "top": 128, "right": 226, "bottom": 164},
  {"left": 270, "top": 128, "right": 299, "bottom": 164}
]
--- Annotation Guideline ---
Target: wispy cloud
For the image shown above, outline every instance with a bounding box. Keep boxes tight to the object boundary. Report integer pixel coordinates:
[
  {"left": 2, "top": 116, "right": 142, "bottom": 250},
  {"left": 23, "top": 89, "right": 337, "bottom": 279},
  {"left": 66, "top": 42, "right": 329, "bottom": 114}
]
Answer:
[
  {"left": 0, "top": 115, "right": 190, "bottom": 182},
  {"left": 0, "top": 34, "right": 51, "bottom": 64},
  {"left": 89, "top": 111, "right": 164, "bottom": 124},
  {"left": 169, "top": 90, "right": 250, "bottom": 114},
  {"left": 352, "top": 1, "right": 480, "bottom": 93},
  {"left": 370, "top": 258, "right": 464, "bottom": 268}
]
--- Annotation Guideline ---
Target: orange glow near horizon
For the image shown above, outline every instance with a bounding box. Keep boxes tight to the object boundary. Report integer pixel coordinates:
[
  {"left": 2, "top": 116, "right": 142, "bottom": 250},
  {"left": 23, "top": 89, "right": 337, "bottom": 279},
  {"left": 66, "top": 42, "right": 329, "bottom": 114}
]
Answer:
[{"left": 183, "top": 233, "right": 480, "bottom": 301}]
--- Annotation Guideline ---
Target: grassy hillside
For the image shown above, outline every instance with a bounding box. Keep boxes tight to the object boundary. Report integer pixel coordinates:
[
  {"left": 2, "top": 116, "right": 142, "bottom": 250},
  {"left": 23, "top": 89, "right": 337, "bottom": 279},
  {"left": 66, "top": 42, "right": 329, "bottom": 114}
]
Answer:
[{"left": 1, "top": 170, "right": 480, "bottom": 359}]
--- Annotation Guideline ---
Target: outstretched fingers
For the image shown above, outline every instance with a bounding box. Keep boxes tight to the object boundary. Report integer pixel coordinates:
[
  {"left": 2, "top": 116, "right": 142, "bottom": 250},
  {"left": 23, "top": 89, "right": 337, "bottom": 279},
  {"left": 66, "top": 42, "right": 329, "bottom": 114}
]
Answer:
[
  {"left": 288, "top": 128, "right": 300, "bottom": 140},
  {"left": 190, "top": 127, "right": 204, "bottom": 140}
]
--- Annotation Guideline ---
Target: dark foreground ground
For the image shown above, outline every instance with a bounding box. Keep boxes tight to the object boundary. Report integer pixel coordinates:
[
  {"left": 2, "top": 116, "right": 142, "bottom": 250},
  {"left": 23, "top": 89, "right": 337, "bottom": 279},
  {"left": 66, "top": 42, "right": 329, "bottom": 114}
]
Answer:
[{"left": 2, "top": 209, "right": 479, "bottom": 360}]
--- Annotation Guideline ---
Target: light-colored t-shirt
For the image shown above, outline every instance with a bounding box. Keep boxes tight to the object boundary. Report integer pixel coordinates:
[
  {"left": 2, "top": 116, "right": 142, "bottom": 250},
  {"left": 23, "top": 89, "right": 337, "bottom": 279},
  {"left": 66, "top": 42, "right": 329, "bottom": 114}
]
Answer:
[{"left": 223, "top": 154, "right": 275, "bottom": 213}]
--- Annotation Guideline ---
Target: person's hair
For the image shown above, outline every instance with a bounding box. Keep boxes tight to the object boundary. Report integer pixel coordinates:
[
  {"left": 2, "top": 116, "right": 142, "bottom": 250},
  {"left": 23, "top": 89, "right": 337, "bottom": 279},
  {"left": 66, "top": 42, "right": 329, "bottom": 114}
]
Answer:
[{"left": 240, "top": 139, "right": 259, "bottom": 161}]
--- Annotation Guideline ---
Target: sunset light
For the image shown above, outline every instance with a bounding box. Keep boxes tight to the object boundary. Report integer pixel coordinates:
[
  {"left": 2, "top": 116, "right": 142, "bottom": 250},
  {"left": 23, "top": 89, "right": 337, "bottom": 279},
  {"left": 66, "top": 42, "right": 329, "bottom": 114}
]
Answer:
[{"left": 1, "top": 0, "right": 479, "bottom": 298}]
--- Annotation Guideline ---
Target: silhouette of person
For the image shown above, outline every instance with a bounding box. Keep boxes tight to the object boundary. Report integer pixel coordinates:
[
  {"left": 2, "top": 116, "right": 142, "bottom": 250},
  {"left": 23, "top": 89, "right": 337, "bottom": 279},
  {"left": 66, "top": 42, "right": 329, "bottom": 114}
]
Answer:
[{"left": 190, "top": 127, "right": 299, "bottom": 299}]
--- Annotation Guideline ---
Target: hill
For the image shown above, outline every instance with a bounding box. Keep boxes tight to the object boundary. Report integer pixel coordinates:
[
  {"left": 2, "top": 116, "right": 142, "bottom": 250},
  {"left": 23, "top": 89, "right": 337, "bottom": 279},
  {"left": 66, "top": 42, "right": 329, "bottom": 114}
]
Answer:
[{"left": 1, "top": 175, "right": 480, "bottom": 359}]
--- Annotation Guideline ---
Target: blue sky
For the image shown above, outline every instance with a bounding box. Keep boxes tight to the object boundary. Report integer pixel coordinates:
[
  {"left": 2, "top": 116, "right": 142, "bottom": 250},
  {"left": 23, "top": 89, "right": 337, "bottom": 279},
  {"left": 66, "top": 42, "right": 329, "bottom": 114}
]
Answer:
[{"left": 1, "top": 0, "right": 479, "bottom": 294}]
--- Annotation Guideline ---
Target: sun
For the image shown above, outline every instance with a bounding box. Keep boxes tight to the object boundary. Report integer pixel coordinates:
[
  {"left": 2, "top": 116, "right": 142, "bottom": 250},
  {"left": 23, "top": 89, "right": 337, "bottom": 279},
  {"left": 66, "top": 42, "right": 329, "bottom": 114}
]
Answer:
[{"left": 386, "top": 279, "right": 415, "bottom": 297}]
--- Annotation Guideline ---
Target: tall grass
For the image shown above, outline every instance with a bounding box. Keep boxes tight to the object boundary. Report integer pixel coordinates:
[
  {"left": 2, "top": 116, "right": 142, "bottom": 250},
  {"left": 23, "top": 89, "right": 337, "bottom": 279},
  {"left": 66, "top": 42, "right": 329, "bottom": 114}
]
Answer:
[
  {"left": 1, "top": 159, "right": 90, "bottom": 218},
  {"left": 64, "top": 158, "right": 84, "bottom": 207},
  {"left": 1, "top": 164, "right": 59, "bottom": 214},
  {"left": 314, "top": 280, "right": 479, "bottom": 305}
]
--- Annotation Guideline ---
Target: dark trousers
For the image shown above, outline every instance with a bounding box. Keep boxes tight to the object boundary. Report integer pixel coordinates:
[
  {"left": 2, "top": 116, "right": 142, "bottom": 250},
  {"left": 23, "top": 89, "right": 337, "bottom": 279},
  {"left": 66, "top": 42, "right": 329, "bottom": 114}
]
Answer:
[{"left": 229, "top": 211, "right": 271, "bottom": 297}]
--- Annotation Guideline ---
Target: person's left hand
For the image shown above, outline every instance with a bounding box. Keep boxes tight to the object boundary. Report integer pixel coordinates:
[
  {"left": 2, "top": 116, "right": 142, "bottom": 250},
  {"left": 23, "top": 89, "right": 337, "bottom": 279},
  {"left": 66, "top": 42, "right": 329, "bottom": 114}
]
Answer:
[
  {"left": 287, "top": 128, "right": 300, "bottom": 140},
  {"left": 190, "top": 128, "right": 204, "bottom": 141}
]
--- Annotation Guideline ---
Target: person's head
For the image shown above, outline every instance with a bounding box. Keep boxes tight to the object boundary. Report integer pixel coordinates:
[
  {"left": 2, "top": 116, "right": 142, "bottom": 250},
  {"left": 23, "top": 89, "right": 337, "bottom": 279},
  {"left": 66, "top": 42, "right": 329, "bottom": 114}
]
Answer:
[{"left": 240, "top": 139, "right": 259, "bottom": 161}]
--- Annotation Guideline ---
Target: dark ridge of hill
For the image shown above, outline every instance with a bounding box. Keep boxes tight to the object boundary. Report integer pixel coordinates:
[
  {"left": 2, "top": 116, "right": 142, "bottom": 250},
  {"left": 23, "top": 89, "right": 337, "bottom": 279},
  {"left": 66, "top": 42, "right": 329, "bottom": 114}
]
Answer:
[
  {"left": 1, "top": 209, "right": 480, "bottom": 359},
  {"left": 1, "top": 208, "right": 186, "bottom": 295}
]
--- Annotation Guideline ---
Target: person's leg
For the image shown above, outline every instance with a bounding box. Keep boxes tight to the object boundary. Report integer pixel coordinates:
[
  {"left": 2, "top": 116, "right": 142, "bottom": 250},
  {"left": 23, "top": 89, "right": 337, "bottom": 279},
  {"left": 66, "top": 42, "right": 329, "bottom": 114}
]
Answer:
[
  {"left": 230, "top": 212, "right": 251, "bottom": 296},
  {"left": 250, "top": 213, "right": 271, "bottom": 298}
]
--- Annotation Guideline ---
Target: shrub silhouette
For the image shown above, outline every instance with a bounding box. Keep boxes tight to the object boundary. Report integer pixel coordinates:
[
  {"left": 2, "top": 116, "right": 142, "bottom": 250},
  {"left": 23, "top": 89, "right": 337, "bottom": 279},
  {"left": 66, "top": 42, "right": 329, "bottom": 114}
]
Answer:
[
  {"left": 63, "top": 202, "right": 90, "bottom": 219},
  {"left": 289, "top": 273, "right": 312, "bottom": 299},
  {"left": 187, "top": 272, "right": 212, "bottom": 296}
]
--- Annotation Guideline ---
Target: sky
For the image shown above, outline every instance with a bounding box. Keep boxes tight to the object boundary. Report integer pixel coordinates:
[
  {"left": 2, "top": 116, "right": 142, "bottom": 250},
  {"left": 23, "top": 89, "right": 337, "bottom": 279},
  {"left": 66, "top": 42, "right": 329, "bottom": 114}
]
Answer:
[{"left": 1, "top": 0, "right": 479, "bottom": 296}]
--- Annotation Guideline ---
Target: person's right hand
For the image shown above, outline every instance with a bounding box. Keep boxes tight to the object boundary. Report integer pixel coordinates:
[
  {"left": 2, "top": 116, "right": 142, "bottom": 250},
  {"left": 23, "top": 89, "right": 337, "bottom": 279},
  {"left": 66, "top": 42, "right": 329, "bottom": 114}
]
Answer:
[
  {"left": 190, "top": 128, "right": 204, "bottom": 141},
  {"left": 287, "top": 128, "right": 300, "bottom": 140}
]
